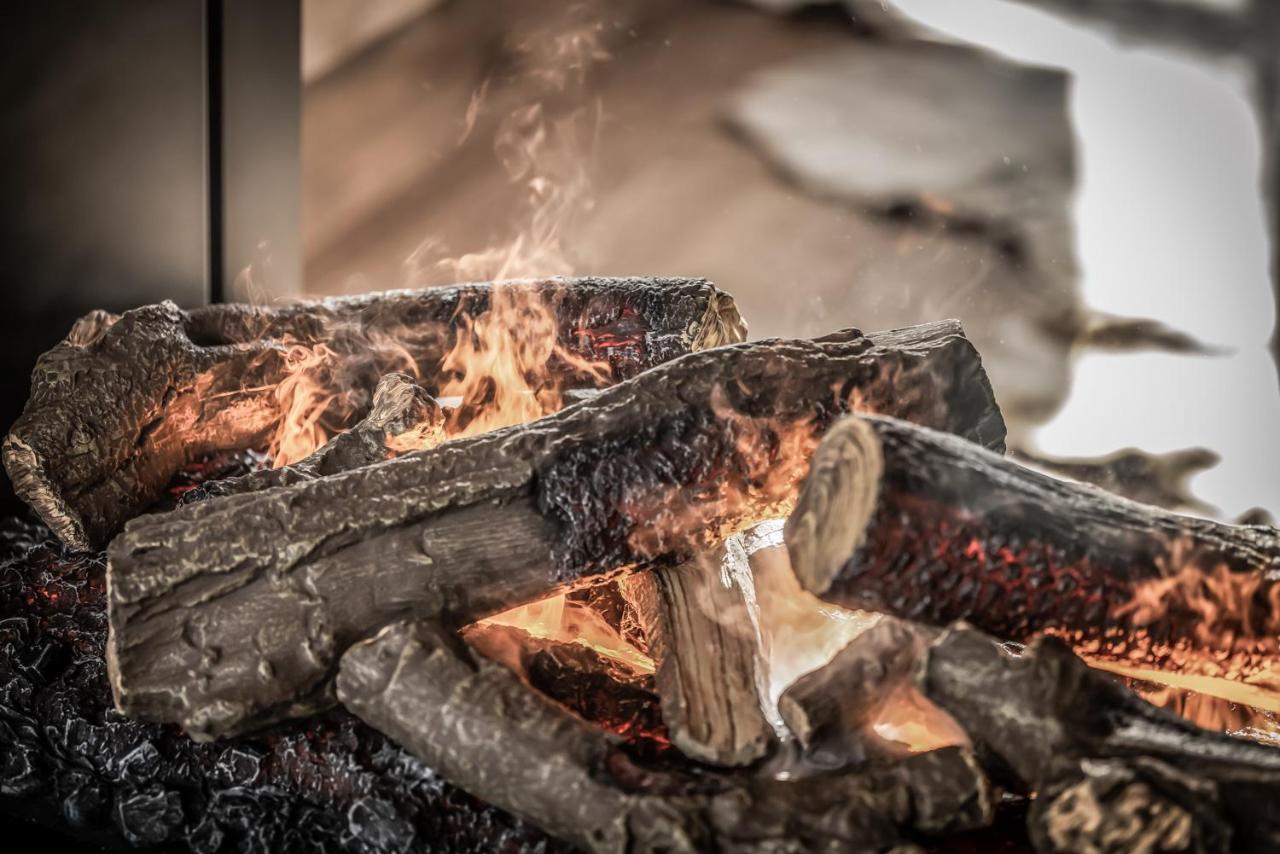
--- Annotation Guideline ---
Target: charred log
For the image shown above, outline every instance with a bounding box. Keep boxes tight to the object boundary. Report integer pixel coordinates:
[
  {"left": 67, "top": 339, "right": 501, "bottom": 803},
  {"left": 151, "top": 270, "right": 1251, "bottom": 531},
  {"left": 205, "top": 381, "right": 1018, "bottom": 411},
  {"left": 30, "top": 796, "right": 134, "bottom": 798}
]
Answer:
[
  {"left": 335, "top": 619, "right": 994, "bottom": 854},
  {"left": 918, "top": 626, "right": 1280, "bottom": 853},
  {"left": 108, "top": 321, "right": 1005, "bottom": 740},
  {"left": 622, "top": 549, "right": 774, "bottom": 767},
  {"left": 778, "top": 616, "right": 945, "bottom": 766},
  {"left": 5, "top": 277, "right": 742, "bottom": 550},
  {"left": 190, "top": 372, "right": 445, "bottom": 501},
  {"left": 787, "top": 414, "right": 1280, "bottom": 712}
]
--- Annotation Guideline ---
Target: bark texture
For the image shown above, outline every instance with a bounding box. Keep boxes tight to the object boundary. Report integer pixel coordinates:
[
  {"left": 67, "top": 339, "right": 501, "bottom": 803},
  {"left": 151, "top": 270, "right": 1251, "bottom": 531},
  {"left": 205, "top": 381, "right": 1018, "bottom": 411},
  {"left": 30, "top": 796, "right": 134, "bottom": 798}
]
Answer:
[
  {"left": 787, "top": 414, "right": 1280, "bottom": 712},
  {"left": 918, "top": 626, "right": 1280, "bottom": 853},
  {"left": 107, "top": 321, "right": 1004, "bottom": 740},
  {"left": 778, "top": 616, "right": 940, "bottom": 766},
  {"left": 6, "top": 277, "right": 742, "bottom": 550},
  {"left": 623, "top": 549, "right": 774, "bottom": 766},
  {"left": 336, "top": 620, "right": 994, "bottom": 854}
]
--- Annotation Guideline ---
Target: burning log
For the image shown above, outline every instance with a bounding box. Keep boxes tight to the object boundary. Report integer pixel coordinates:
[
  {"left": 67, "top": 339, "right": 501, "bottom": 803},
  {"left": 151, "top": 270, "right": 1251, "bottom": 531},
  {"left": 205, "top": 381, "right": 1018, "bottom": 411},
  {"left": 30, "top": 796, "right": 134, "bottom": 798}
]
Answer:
[
  {"left": 787, "top": 414, "right": 1280, "bottom": 713},
  {"left": 918, "top": 626, "right": 1280, "bottom": 853},
  {"left": 5, "top": 276, "right": 742, "bottom": 551},
  {"left": 622, "top": 548, "right": 774, "bottom": 767},
  {"left": 777, "top": 617, "right": 951, "bottom": 765},
  {"left": 335, "top": 619, "right": 995, "bottom": 853},
  {"left": 107, "top": 320, "right": 1004, "bottom": 740},
  {"left": 191, "top": 372, "right": 445, "bottom": 500}
]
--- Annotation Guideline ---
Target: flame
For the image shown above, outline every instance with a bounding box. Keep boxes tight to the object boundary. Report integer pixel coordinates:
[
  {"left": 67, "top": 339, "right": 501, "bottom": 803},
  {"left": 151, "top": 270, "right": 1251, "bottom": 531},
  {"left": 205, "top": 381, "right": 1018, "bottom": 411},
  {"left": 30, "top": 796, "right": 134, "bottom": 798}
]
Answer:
[
  {"left": 1048, "top": 555, "right": 1280, "bottom": 714},
  {"left": 1124, "top": 675, "right": 1280, "bottom": 741},
  {"left": 471, "top": 590, "right": 654, "bottom": 677},
  {"left": 436, "top": 286, "right": 613, "bottom": 439},
  {"left": 869, "top": 682, "right": 969, "bottom": 755}
]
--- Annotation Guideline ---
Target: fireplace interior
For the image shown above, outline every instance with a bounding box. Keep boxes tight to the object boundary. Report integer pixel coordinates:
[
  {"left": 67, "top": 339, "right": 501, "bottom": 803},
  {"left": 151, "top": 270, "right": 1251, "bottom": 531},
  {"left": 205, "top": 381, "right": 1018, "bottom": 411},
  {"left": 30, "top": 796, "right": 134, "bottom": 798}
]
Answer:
[
  {"left": 4, "top": 1, "right": 1280, "bottom": 852},
  {"left": 0, "top": 276, "right": 1278, "bottom": 854}
]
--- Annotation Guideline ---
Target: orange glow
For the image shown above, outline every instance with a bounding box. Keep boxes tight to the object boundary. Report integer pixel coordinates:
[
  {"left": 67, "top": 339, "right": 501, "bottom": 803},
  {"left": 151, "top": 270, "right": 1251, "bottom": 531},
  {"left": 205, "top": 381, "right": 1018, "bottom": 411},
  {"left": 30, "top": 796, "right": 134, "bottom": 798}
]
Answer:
[
  {"left": 473, "top": 591, "right": 654, "bottom": 677},
  {"left": 870, "top": 683, "right": 969, "bottom": 755},
  {"left": 435, "top": 286, "right": 613, "bottom": 440},
  {"left": 1047, "top": 557, "right": 1280, "bottom": 714}
]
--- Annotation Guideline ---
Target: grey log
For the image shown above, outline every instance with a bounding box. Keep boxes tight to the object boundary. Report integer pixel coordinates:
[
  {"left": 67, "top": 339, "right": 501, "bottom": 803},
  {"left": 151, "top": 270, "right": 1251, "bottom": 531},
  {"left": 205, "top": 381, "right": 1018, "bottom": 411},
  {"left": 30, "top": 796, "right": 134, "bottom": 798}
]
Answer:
[
  {"left": 5, "top": 276, "right": 743, "bottom": 550},
  {"left": 778, "top": 616, "right": 939, "bottom": 766},
  {"left": 336, "top": 619, "right": 994, "bottom": 853},
  {"left": 107, "top": 320, "right": 1005, "bottom": 740},
  {"left": 918, "top": 625, "right": 1280, "bottom": 853}
]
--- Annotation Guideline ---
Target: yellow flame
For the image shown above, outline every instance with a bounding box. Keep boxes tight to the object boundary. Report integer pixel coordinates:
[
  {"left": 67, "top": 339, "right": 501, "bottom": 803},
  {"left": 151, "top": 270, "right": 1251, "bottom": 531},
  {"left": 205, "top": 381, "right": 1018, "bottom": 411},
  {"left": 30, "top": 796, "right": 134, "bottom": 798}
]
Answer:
[{"left": 478, "top": 592, "right": 654, "bottom": 676}]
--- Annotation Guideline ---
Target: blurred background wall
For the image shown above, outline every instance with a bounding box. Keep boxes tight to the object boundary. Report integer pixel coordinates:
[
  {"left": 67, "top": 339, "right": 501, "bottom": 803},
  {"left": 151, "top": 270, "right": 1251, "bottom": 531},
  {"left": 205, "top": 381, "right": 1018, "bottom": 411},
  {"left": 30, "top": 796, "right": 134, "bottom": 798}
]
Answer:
[{"left": 300, "top": 0, "right": 1280, "bottom": 520}]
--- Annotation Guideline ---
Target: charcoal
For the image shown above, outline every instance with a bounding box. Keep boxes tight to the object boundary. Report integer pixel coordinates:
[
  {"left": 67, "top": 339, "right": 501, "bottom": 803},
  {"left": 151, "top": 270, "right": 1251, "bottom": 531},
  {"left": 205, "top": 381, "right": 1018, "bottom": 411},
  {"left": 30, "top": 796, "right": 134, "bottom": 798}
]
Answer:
[
  {"left": 346, "top": 797, "right": 416, "bottom": 854},
  {"left": 0, "top": 519, "right": 561, "bottom": 853},
  {"left": 114, "top": 785, "right": 184, "bottom": 845},
  {"left": 61, "top": 776, "right": 108, "bottom": 827}
]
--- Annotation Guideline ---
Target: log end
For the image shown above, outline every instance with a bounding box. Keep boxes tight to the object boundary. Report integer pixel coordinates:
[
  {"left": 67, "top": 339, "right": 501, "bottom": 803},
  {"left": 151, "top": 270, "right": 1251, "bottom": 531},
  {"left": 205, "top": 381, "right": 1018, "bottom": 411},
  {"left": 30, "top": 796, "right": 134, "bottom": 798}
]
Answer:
[
  {"left": 691, "top": 286, "right": 749, "bottom": 350},
  {"left": 785, "top": 416, "right": 884, "bottom": 597},
  {"left": 2, "top": 433, "right": 90, "bottom": 551}
]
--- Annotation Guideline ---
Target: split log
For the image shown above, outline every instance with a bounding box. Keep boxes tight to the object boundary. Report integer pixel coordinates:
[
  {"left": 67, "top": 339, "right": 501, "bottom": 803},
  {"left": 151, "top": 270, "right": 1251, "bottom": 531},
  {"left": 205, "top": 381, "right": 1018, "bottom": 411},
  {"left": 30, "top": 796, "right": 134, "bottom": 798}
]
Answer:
[
  {"left": 107, "top": 320, "right": 1005, "bottom": 740},
  {"left": 787, "top": 414, "right": 1280, "bottom": 712},
  {"left": 189, "top": 372, "right": 445, "bottom": 501},
  {"left": 5, "top": 276, "right": 742, "bottom": 550},
  {"left": 918, "top": 626, "right": 1280, "bottom": 853},
  {"left": 622, "top": 548, "right": 774, "bottom": 766},
  {"left": 335, "top": 619, "right": 994, "bottom": 854}
]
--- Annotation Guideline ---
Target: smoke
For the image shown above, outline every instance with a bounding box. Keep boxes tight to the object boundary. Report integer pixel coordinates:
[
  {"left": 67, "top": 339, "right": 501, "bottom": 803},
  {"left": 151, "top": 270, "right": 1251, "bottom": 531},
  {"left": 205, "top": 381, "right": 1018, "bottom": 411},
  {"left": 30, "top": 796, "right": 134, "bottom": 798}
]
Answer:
[{"left": 406, "top": 15, "right": 609, "bottom": 284}]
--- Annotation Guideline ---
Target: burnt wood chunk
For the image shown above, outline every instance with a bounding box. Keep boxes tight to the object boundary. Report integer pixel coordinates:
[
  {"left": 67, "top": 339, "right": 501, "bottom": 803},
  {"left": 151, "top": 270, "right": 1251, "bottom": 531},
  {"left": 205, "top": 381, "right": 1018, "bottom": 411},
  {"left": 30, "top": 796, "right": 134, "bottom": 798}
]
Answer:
[
  {"left": 5, "top": 276, "right": 742, "bottom": 550},
  {"left": 107, "top": 320, "right": 1004, "bottom": 740},
  {"left": 918, "top": 626, "right": 1280, "bottom": 853},
  {"left": 778, "top": 616, "right": 942, "bottom": 765},
  {"left": 336, "top": 620, "right": 994, "bottom": 854},
  {"left": 787, "top": 414, "right": 1280, "bottom": 712},
  {"left": 623, "top": 548, "right": 774, "bottom": 767},
  {"left": 190, "top": 372, "right": 445, "bottom": 500}
]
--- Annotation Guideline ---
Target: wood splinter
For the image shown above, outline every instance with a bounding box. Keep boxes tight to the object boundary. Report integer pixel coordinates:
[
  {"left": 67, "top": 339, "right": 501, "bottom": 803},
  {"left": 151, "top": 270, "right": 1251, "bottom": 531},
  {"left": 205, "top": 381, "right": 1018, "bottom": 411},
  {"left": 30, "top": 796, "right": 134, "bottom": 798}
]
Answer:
[{"left": 623, "top": 546, "right": 774, "bottom": 767}]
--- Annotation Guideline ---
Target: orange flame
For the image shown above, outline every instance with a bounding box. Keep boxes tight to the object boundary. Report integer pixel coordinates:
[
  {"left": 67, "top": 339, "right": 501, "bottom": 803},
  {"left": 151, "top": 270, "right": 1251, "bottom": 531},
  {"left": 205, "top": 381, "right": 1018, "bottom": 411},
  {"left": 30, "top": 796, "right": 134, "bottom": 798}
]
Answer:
[
  {"left": 1047, "top": 553, "right": 1280, "bottom": 714},
  {"left": 470, "top": 590, "right": 654, "bottom": 677},
  {"left": 437, "top": 286, "right": 612, "bottom": 440}
]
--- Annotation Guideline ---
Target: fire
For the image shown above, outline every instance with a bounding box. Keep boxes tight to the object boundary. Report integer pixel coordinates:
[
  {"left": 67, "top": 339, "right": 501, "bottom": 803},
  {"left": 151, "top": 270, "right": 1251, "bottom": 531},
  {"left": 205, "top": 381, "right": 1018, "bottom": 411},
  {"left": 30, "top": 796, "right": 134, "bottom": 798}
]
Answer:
[
  {"left": 870, "top": 682, "right": 969, "bottom": 755},
  {"left": 1052, "top": 556, "right": 1280, "bottom": 714},
  {"left": 436, "top": 286, "right": 613, "bottom": 439},
  {"left": 469, "top": 589, "right": 654, "bottom": 677},
  {"left": 261, "top": 331, "right": 419, "bottom": 467}
]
